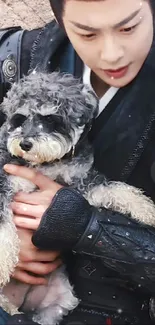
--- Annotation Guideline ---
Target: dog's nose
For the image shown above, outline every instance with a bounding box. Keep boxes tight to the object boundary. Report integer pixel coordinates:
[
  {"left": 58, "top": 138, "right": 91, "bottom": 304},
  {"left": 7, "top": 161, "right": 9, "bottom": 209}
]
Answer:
[{"left": 20, "top": 140, "right": 33, "bottom": 151}]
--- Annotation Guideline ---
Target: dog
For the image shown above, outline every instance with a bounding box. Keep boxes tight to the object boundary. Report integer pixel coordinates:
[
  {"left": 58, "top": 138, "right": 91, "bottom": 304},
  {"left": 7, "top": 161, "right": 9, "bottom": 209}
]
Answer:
[{"left": 0, "top": 71, "right": 155, "bottom": 325}]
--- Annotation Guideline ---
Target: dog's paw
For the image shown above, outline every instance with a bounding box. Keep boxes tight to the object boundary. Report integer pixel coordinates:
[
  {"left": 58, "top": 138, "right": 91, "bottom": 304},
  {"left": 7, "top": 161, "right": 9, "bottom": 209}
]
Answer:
[
  {"left": 86, "top": 182, "right": 155, "bottom": 226},
  {"left": 0, "top": 294, "right": 21, "bottom": 315}
]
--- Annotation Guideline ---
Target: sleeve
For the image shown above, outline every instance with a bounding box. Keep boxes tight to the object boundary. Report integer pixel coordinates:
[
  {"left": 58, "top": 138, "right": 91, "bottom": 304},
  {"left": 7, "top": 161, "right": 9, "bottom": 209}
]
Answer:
[
  {"left": 0, "top": 307, "right": 38, "bottom": 325},
  {"left": 6, "top": 314, "right": 39, "bottom": 324},
  {"left": 0, "top": 307, "right": 9, "bottom": 325},
  {"left": 32, "top": 187, "right": 155, "bottom": 293}
]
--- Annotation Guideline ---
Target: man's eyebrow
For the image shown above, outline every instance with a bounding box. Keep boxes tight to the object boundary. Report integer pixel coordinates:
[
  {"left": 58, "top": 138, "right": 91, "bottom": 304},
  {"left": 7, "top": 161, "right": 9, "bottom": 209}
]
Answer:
[
  {"left": 69, "top": 21, "right": 100, "bottom": 32},
  {"left": 69, "top": 8, "right": 141, "bottom": 32},
  {"left": 114, "top": 8, "right": 141, "bottom": 28}
]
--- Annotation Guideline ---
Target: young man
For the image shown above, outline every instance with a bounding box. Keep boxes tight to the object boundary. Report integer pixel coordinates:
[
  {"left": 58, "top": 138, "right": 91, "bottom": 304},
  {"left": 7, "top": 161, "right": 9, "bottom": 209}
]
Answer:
[{"left": 1, "top": 0, "right": 155, "bottom": 324}]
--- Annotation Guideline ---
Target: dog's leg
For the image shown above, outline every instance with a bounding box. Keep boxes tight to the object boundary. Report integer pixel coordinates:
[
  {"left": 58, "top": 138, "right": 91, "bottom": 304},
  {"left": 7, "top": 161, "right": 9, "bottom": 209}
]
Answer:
[
  {"left": 0, "top": 200, "right": 19, "bottom": 286},
  {"left": 0, "top": 293, "right": 20, "bottom": 315},
  {"left": 3, "top": 279, "right": 30, "bottom": 311},
  {"left": 0, "top": 152, "right": 20, "bottom": 286},
  {"left": 86, "top": 182, "right": 155, "bottom": 226},
  {"left": 23, "top": 267, "right": 78, "bottom": 325}
]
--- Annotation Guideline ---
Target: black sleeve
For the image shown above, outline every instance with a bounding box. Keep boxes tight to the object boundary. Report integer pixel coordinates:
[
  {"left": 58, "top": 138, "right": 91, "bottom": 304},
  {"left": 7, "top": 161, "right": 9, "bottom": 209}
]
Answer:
[
  {"left": 0, "top": 307, "right": 38, "bottom": 325},
  {"left": 6, "top": 314, "right": 38, "bottom": 325},
  {"left": 32, "top": 187, "right": 155, "bottom": 294}
]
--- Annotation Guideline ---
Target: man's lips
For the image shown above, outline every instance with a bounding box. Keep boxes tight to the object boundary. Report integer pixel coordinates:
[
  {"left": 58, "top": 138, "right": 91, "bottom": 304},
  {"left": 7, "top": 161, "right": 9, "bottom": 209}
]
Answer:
[
  {"left": 105, "top": 66, "right": 127, "bottom": 72},
  {"left": 102, "top": 65, "right": 129, "bottom": 79}
]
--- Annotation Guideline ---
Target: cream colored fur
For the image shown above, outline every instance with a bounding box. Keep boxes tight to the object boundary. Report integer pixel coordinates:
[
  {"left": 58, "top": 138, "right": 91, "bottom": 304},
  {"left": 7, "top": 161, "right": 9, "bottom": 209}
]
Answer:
[{"left": 86, "top": 181, "right": 155, "bottom": 226}]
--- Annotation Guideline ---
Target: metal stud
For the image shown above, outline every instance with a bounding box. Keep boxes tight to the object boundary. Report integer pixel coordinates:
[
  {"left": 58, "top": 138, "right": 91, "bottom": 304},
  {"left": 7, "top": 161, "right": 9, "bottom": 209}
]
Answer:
[{"left": 2, "top": 57, "right": 17, "bottom": 80}]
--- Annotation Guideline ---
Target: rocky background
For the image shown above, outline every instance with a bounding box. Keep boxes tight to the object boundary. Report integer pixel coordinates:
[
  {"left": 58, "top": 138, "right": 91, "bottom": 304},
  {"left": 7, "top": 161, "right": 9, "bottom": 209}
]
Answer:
[{"left": 0, "top": 0, "right": 53, "bottom": 29}]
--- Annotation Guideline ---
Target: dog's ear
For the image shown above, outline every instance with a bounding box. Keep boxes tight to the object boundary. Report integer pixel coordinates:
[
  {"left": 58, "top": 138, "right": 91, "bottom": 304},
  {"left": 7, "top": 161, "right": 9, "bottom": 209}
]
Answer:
[
  {"left": 82, "top": 85, "right": 99, "bottom": 119},
  {"left": 0, "top": 108, "right": 7, "bottom": 127}
]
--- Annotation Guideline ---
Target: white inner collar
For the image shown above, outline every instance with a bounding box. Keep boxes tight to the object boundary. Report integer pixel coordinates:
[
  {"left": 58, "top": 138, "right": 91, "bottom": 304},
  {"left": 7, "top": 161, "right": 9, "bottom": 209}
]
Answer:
[{"left": 83, "top": 64, "right": 119, "bottom": 116}]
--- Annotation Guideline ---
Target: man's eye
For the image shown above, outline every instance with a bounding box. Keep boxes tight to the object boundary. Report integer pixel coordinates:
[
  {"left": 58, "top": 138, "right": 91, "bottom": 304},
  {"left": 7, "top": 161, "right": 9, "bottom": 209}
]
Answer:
[
  {"left": 81, "top": 33, "right": 96, "bottom": 40},
  {"left": 120, "top": 24, "right": 138, "bottom": 34}
]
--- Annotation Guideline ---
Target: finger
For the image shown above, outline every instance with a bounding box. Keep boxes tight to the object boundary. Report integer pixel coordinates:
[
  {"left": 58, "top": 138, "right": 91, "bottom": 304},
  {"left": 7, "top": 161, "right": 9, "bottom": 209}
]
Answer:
[
  {"left": 18, "top": 248, "right": 60, "bottom": 263},
  {"left": 11, "top": 202, "right": 45, "bottom": 218},
  {"left": 4, "top": 164, "right": 56, "bottom": 191},
  {"left": 14, "top": 191, "right": 44, "bottom": 205},
  {"left": 32, "top": 250, "right": 61, "bottom": 262},
  {"left": 18, "top": 259, "right": 62, "bottom": 275},
  {"left": 14, "top": 215, "right": 40, "bottom": 230},
  {"left": 14, "top": 192, "right": 41, "bottom": 205},
  {"left": 14, "top": 191, "right": 53, "bottom": 206},
  {"left": 16, "top": 232, "right": 60, "bottom": 261},
  {"left": 12, "top": 269, "right": 47, "bottom": 285}
]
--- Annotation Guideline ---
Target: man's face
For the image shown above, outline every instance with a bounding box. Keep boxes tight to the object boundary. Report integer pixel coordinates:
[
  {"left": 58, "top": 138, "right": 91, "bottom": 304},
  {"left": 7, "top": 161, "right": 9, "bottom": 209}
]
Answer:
[{"left": 62, "top": 0, "right": 153, "bottom": 87}]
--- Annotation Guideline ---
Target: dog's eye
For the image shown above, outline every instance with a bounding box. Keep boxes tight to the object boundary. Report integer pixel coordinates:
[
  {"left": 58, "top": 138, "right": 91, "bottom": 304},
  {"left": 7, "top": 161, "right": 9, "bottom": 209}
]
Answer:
[
  {"left": 10, "top": 114, "right": 27, "bottom": 129},
  {"left": 45, "top": 115, "right": 63, "bottom": 124},
  {"left": 39, "top": 114, "right": 63, "bottom": 128},
  {"left": 35, "top": 114, "right": 66, "bottom": 133}
]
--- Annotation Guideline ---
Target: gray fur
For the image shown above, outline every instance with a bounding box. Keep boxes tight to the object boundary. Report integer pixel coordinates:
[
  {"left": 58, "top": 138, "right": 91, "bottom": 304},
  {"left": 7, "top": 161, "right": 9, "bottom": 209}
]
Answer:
[{"left": 0, "top": 71, "right": 155, "bottom": 325}]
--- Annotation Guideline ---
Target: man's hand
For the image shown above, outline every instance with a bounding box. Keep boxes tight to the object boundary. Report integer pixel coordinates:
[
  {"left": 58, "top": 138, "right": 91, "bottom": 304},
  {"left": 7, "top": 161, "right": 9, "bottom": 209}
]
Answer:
[
  {"left": 3, "top": 164, "right": 63, "bottom": 230},
  {"left": 2, "top": 164, "right": 63, "bottom": 284},
  {"left": 12, "top": 227, "right": 62, "bottom": 285}
]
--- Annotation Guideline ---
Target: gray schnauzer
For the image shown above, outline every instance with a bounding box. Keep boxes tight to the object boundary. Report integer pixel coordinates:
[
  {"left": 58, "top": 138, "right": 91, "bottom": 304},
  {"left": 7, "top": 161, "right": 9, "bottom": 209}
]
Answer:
[{"left": 0, "top": 71, "right": 155, "bottom": 325}]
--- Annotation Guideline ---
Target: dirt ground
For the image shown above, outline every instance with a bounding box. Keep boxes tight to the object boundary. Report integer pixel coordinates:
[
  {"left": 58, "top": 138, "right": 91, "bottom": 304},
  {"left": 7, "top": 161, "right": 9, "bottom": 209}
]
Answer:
[{"left": 0, "top": 0, "right": 53, "bottom": 29}]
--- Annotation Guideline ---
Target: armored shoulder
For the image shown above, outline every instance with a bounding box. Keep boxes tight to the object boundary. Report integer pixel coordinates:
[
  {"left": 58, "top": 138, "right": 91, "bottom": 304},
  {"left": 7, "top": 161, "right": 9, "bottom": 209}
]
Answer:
[{"left": 0, "top": 26, "right": 24, "bottom": 102}]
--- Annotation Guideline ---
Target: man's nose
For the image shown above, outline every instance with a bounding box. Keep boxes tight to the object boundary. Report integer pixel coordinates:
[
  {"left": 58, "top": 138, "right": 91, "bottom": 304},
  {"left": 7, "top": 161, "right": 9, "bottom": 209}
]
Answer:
[{"left": 100, "top": 35, "right": 124, "bottom": 65}]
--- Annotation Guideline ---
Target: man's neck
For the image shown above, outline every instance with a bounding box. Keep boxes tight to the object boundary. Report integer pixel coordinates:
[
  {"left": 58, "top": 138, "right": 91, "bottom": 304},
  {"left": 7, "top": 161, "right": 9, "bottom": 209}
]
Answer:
[{"left": 91, "top": 71, "right": 110, "bottom": 98}]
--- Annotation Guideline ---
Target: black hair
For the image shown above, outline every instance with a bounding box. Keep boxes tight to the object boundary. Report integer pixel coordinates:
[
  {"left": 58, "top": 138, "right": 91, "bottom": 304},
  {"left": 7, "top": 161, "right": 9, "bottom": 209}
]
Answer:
[
  {"left": 49, "top": 0, "right": 64, "bottom": 26},
  {"left": 49, "top": 0, "right": 154, "bottom": 26}
]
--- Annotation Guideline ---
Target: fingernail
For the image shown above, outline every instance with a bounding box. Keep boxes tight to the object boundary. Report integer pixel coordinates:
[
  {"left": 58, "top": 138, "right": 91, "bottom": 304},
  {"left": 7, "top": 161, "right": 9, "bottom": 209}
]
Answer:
[{"left": 3, "top": 164, "right": 16, "bottom": 172}]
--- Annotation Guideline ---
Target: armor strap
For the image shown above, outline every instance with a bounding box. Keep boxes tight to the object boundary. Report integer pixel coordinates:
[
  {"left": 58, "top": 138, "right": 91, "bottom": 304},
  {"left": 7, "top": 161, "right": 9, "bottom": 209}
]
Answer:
[{"left": 0, "top": 27, "right": 24, "bottom": 102}]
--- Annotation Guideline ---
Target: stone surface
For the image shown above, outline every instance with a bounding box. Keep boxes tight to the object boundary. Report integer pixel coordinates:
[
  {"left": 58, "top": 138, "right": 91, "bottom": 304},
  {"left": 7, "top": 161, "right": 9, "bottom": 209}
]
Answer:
[{"left": 0, "top": 0, "right": 53, "bottom": 29}]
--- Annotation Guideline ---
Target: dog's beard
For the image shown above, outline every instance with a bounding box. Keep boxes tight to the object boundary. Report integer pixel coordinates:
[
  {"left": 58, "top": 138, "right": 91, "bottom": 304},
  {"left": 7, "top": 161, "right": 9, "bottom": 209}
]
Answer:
[
  {"left": 7, "top": 135, "right": 74, "bottom": 163},
  {"left": 7, "top": 126, "right": 85, "bottom": 163}
]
